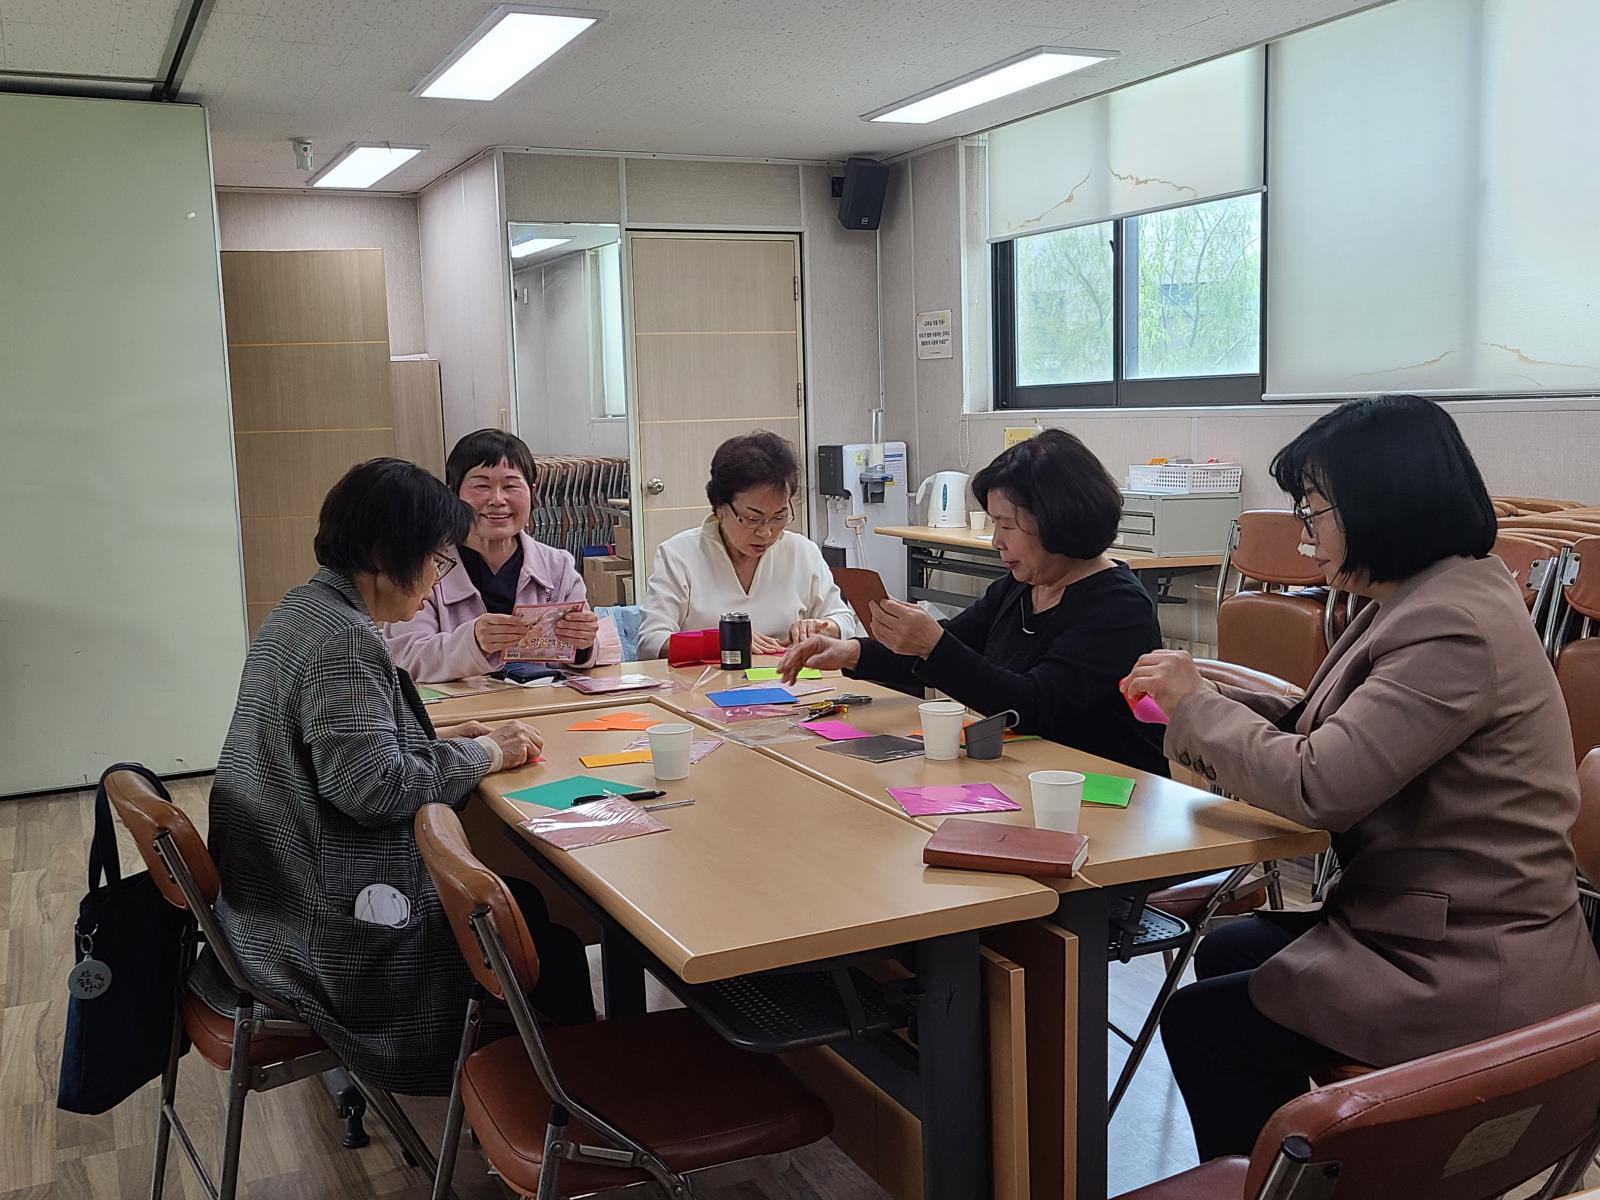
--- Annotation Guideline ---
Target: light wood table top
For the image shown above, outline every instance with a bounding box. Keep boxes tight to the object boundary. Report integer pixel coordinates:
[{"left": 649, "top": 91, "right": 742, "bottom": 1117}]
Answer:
[
  {"left": 424, "top": 659, "right": 695, "bottom": 726},
  {"left": 873, "top": 524, "right": 1222, "bottom": 572},
  {"left": 476, "top": 697, "right": 1060, "bottom": 984},
  {"left": 678, "top": 678, "right": 1327, "bottom": 890}
]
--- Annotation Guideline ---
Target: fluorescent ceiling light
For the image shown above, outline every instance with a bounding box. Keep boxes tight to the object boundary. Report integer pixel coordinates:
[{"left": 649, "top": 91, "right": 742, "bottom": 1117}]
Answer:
[
  {"left": 419, "top": 5, "right": 602, "bottom": 101},
  {"left": 511, "top": 236, "right": 573, "bottom": 258},
  {"left": 310, "top": 144, "right": 424, "bottom": 189},
  {"left": 866, "top": 46, "right": 1117, "bottom": 124}
]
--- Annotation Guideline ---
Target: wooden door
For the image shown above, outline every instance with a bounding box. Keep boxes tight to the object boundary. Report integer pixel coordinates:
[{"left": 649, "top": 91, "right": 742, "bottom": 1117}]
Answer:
[
  {"left": 626, "top": 233, "right": 806, "bottom": 576},
  {"left": 222, "top": 249, "right": 395, "bottom": 633}
]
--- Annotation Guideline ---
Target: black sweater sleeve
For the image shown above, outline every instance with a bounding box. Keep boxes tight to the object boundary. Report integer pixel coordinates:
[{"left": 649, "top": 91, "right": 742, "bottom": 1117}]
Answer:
[{"left": 847, "top": 581, "right": 1002, "bottom": 696}]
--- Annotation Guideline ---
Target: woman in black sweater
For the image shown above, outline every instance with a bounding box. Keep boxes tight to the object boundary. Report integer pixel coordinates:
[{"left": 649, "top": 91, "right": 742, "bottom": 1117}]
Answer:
[{"left": 780, "top": 429, "right": 1168, "bottom": 775}]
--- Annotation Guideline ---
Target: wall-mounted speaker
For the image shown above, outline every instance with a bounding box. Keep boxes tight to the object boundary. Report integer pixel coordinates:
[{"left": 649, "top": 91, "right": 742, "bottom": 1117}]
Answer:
[{"left": 837, "top": 156, "right": 888, "bottom": 231}]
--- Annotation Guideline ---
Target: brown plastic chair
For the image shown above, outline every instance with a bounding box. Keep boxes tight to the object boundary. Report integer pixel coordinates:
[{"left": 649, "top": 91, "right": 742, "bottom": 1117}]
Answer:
[
  {"left": 1574, "top": 752, "right": 1600, "bottom": 951},
  {"left": 1554, "top": 539, "right": 1600, "bottom": 760},
  {"left": 831, "top": 565, "right": 889, "bottom": 639},
  {"left": 1495, "top": 496, "right": 1587, "bottom": 515},
  {"left": 1113, "top": 1000, "right": 1600, "bottom": 1200},
  {"left": 1216, "top": 513, "right": 1348, "bottom": 690},
  {"left": 414, "top": 804, "right": 832, "bottom": 1200},
  {"left": 1492, "top": 534, "right": 1561, "bottom": 612},
  {"left": 104, "top": 768, "right": 435, "bottom": 1200}
]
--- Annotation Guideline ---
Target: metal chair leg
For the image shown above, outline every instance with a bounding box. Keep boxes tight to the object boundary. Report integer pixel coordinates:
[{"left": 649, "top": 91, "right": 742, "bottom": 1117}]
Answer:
[
  {"left": 431, "top": 995, "right": 483, "bottom": 1200},
  {"left": 149, "top": 1008, "right": 185, "bottom": 1200},
  {"left": 1109, "top": 929, "right": 1202, "bottom": 1117},
  {"left": 218, "top": 1005, "right": 254, "bottom": 1200},
  {"left": 1265, "top": 859, "right": 1286, "bottom": 908},
  {"left": 349, "top": 1070, "right": 439, "bottom": 1177},
  {"left": 1536, "top": 1121, "right": 1600, "bottom": 1197},
  {"left": 536, "top": 1106, "right": 569, "bottom": 1200}
]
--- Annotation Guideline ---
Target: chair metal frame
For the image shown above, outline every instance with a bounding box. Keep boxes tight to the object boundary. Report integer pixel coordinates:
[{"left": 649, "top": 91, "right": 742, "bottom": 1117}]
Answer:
[
  {"left": 1107, "top": 863, "right": 1260, "bottom": 1117},
  {"left": 432, "top": 902, "right": 695, "bottom": 1200},
  {"left": 142, "top": 824, "right": 439, "bottom": 1200}
]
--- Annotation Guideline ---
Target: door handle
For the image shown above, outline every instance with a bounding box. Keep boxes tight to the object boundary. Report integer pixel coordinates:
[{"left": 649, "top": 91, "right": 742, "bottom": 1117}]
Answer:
[{"left": 646, "top": 478, "right": 665, "bottom": 495}]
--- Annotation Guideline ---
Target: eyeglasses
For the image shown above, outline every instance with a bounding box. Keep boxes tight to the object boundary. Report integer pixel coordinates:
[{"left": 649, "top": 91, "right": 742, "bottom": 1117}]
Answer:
[
  {"left": 433, "top": 552, "right": 456, "bottom": 582},
  {"left": 1294, "top": 503, "right": 1336, "bottom": 538},
  {"left": 725, "top": 505, "right": 794, "bottom": 533}
]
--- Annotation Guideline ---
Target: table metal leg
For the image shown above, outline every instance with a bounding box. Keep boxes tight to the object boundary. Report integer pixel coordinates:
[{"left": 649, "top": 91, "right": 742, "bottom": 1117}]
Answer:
[
  {"left": 913, "top": 931, "right": 988, "bottom": 1200},
  {"left": 1058, "top": 889, "right": 1112, "bottom": 1200},
  {"left": 600, "top": 925, "right": 646, "bottom": 1018}
]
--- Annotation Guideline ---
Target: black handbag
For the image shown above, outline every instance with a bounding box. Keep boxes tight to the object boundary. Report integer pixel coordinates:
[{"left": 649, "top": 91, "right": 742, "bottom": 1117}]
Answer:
[{"left": 56, "top": 762, "right": 193, "bottom": 1115}]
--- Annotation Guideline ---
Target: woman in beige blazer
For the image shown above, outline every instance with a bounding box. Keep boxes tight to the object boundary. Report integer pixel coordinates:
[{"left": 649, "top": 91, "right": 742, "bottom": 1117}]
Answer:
[{"left": 1125, "top": 396, "right": 1600, "bottom": 1161}]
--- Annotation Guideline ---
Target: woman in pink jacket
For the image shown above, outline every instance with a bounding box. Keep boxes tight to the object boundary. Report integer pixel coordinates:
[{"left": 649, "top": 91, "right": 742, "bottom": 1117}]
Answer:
[{"left": 385, "top": 430, "right": 620, "bottom": 681}]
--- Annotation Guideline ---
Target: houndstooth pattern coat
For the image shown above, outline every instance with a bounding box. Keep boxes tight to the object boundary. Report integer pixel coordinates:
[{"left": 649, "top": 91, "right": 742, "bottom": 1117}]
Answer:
[{"left": 209, "top": 569, "right": 491, "bottom": 1095}]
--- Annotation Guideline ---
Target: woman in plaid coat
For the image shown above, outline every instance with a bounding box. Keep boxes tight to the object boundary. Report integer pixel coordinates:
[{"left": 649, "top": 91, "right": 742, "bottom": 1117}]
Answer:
[{"left": 208, "top": 459, "right": 594, "bottom": 1095}]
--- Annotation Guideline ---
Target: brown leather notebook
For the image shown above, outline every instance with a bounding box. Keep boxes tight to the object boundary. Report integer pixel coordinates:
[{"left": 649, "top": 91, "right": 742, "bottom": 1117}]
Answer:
[{"left": 922, "top": 818, "right": 1090, "bottom": 878}]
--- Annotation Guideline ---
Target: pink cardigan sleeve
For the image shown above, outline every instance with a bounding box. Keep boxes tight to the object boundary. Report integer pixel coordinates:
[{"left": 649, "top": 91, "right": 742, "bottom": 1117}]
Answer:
[{"left": 384, "top": 593, "right": 494, "bottom": 683}]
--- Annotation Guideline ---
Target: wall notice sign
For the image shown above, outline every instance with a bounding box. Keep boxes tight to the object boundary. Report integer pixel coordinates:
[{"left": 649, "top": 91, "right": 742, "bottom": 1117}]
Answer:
[{"left": 916, "top": 310, "right": 953, "bottom": 360}]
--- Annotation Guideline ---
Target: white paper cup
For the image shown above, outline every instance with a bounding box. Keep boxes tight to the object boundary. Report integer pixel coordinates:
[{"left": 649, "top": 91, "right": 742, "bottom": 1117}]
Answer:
[
  {"left": 968, "top": 511, "right": 989, "bottom": 532},
  {"left": 647, "top": 723, "right": 694, "bottom": 781},
  {"left": 1029, "top": 770, "right": 1086, "bottom": 833},
  {"left": 919, "top": 700, "right": 966, "bottom": 761}
]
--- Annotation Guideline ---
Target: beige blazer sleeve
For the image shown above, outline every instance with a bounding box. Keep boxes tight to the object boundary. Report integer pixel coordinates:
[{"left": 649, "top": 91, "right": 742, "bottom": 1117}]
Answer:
[
  {"left": 1166, "top": 600, "right": 1495, "bottom": 832},
  {"left": 1212, "top": 682, "right": 1300, "bottom": 723}
]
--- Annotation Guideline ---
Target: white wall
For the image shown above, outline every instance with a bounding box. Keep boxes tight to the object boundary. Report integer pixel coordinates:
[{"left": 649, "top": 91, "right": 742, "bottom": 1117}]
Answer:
[
  {"left": 215, "top": 190, "right": 426, "bottom": 353},
  {"left": 0, "top": 95, "right": 246, "bottom": 794},
  {"left": 878, "top": 139, "right": 1600, "bottom": 641},
  {"left": 511, "top": 252, "right": 629, "bottom": 457},
  {"left": 419, "top": 154, "right": 513, "bottom": 447}
]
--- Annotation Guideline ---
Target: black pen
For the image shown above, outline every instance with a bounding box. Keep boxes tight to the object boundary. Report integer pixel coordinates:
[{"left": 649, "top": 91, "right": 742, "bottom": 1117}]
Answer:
[{"left": 570, "top": 789, "right": 667, "bottom": 805}]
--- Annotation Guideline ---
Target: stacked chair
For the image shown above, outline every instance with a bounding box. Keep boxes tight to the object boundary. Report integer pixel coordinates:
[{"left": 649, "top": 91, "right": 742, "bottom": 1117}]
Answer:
[
  {"left": 1215, "top": 512, "right": 1353, "bottom": 691},
  {"left": 530, "top": 455, "right": 629, "bottom": 562}
]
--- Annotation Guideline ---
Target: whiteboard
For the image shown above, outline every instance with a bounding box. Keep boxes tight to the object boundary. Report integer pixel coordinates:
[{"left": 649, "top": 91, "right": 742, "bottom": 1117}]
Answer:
[{"left": 0, "top": 95, "right": 247, "bottom": 796}]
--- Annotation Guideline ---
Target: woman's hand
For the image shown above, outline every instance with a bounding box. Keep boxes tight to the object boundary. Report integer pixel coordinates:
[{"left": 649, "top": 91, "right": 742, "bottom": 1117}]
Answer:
[
  {"left": 554, "top": 608, "right": 599, "bottom": 650},
  {"left": 1122, "top": 650, "right": 1212, "bottom": 715},
  {"left": 779, "top": 636, "right": 861, "bottom": 682},
  {"left": 751, "top": 631, "right": 787, "bottom": 657},
  {"left": 474, "top": 612, "right": 529, "bottom": 655},
  {"left": 869, "top": 598, "right": 944, "bottom": 658},
  {"left": 485, "top": 720, "right": 543, "bottom": 771},
  {"left": 786, "top": 617, "right": 840, "bottom": 646}
]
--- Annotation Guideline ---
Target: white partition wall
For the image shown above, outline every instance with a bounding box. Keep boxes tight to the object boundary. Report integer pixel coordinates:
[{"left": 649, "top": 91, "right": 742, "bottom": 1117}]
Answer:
[{"left": 0, "top": 94, "right": 247, "bottom": 796}]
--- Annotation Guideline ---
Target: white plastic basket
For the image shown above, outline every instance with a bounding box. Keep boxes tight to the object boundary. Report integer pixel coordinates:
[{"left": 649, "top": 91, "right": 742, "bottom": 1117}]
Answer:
[{"left": 1126, "top": 462, "right": 1243, "bottom": 495}]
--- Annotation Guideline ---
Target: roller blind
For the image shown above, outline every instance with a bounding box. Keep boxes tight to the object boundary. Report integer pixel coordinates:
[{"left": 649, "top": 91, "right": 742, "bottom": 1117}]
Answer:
[
  {"left": 987, "top": 48, "right": 1264, "bottom": 241},
  {"left": 1266, "top": 0, "right": 1600, "bottom": 397}
]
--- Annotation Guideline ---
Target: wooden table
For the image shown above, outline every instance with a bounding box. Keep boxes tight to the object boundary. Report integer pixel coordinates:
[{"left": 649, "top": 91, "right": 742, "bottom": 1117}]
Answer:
[
  {"left": 423, "top": 659, "right": 692, "bottom": 725},
  {"left": 458, "top": 664, "right": 1326, "bottom": 1200},
  {"left": 873, "top": 524, "right": 1222, "bottom": 610},
  {"left": 666, "top": 675, "right": 1326, "bottom": 1200},
  {"left": 477, "top": 695, "right": 1058, "bottom": 1200}
]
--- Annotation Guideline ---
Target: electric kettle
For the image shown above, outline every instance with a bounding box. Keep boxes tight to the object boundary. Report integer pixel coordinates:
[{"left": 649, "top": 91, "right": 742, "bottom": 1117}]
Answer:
[{"left": 915, "top": 471, "right": 971, "bottom": 528}]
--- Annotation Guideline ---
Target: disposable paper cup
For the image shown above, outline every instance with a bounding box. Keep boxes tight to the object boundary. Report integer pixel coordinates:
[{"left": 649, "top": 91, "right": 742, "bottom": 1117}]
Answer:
[
  {"left": 968, "top": 511, "right": 989, "bottom": 532},
  {"left": 647, "top": 723, "right": 694, "bottom": 781},
  {"left": 919, "top": 700, "right": 966, "bottom": 761},
  {"left": 1029, "top": 770, "right": 1086, "bottom": 833}
]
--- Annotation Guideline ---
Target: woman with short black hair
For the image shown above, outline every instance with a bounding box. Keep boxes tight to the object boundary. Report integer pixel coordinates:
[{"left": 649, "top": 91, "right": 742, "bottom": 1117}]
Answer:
[
  {"left": 1125, "top": 396, "right": 1600, "bottom": 1161},
  {"left": 781, "top": 428, "right": 1167, "bottom": 773},
  {"left": 638, "top": 430, "right": 860, "bottom": 658},
  {"left": 386, "top": 428, "right": 618, "bottom": 681},
  {"left": 210, "top": 458, "right": 594, "bottom": 1095}
]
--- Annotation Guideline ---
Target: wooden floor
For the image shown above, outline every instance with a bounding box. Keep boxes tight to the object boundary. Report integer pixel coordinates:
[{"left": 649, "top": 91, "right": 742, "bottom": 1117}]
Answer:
[{"left": 1, "top": 781, "right": 1592, "bottom": 1198}]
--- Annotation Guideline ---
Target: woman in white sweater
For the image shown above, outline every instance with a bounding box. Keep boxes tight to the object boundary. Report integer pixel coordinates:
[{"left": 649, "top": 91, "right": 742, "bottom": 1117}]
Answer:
[{"left": 638, "top": 431, "right": 860, "bottom": 659}]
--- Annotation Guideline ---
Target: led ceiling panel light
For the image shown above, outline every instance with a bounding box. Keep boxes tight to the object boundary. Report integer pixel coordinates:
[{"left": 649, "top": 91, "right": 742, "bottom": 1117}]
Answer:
[
  {"left": 419, "top": 5, "right": 602, "bottom": 101},
  {"left": 866, "top": 46, "right": 1117, "bottom": 124}
]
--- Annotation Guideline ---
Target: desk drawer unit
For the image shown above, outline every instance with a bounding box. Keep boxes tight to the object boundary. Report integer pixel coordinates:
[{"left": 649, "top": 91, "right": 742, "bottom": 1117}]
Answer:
[{"left": 1114, "top": 491, "right": 1240, "bottom": 556}]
